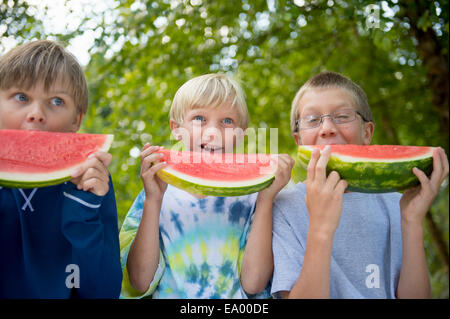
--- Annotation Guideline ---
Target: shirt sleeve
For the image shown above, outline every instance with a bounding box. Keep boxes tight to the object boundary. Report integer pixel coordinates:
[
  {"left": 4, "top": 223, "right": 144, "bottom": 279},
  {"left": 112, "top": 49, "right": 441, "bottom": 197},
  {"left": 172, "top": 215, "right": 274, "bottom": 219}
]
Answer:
[
  {"left": 118, "top": 190, "right": 165, "bottom": 299},
  {"left": 60, "top": 179, "right": 123, "bottom": 298},
  {"left": 271, "top": 200, "right": 305, "bottom": 298}
]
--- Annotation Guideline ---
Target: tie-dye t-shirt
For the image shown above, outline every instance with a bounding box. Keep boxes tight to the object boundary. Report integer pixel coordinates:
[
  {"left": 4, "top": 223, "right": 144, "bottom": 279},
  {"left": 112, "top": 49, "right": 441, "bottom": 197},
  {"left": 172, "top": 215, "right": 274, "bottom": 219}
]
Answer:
[{"left": 119, "top": 185, "right": 270, "bottom": 299}]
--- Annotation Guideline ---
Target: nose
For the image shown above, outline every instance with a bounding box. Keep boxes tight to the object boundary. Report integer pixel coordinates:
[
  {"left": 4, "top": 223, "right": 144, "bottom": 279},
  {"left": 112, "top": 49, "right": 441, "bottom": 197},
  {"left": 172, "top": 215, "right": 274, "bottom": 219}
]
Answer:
[
  {"left": 202, "top": 125, "right": 222, "bottom": 141},
  {"left": 318, "top": 116, "right": 337, "bottom": 138},
  {"left": 26, "top": 101, "right": 46, "bottom": 124}
]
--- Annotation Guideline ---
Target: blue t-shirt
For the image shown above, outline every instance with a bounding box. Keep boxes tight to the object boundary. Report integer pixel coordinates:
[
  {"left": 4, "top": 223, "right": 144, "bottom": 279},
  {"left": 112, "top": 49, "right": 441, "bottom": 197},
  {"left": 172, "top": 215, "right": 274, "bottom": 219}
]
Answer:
[
  {"left": 119, "top": 185, "right": 270, "bottom": 299},
  {"left": 0, "top": 181, "right": 122, "bottom": 298},
  {"left": 271, "top": 182, "right": 402, "bottom": 298}
]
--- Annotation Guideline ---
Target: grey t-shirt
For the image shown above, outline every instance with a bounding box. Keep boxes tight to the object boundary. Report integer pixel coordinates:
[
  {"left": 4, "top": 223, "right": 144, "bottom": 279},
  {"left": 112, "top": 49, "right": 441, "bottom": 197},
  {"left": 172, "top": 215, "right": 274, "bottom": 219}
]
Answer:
[{"left": 271, "top": 182, "right": 403, "bottom": 298}]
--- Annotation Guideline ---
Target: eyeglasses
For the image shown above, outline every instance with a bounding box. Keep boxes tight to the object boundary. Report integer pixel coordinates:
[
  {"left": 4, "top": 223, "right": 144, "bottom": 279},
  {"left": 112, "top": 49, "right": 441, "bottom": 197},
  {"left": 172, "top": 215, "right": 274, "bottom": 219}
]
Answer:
[{"left": 295, "top": 109, "right": 368, "bottom": 131}]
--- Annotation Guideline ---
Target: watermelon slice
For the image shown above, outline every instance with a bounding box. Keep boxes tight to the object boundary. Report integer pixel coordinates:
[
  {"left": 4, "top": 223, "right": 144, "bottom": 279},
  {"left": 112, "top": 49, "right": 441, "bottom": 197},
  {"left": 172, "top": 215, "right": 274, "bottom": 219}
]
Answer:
[
  {"left": 298, "top": 144, "right": 434, "bottom": 193},
  {"left": 155, "top": 149, "right": 275, "bottom": 196},
  {"left": 0, "top": 129, "right": 113, "bottom": 188}
]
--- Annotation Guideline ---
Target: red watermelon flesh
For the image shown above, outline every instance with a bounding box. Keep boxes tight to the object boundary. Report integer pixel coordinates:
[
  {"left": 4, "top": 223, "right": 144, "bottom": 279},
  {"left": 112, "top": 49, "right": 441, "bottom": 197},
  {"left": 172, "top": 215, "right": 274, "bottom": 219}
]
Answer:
[
  {"left": 159, "top": 149, "right": 274, "bottom": 182},
  {"left": 309, "top": 144, "right": 432, "bottom": 160},
  {"left": 156, "top": 149, "right": 276, "bottom": 196},
  {"left": 0, "top": 129, "right": 113, "bottom": 188}
]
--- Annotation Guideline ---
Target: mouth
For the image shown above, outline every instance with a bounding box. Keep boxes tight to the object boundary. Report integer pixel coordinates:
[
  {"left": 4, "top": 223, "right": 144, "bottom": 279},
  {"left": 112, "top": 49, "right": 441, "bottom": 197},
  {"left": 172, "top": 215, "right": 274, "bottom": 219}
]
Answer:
[
  {"left": 200, "top": 144, "right": 223, "bottom": 153},
  {"left": 21, "top": 127, "right": 46, "bottom": 132},
  {"left": 316, "top": 140, "right": 345, "bottom": 145}
]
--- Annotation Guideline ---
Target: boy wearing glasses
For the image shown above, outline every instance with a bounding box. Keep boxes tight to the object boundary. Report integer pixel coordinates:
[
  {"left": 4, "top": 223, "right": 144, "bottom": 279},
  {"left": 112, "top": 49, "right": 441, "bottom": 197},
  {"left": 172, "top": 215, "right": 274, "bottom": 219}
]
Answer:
[{"left": 266, "top": 71, "right": 448, "bottom": 298}]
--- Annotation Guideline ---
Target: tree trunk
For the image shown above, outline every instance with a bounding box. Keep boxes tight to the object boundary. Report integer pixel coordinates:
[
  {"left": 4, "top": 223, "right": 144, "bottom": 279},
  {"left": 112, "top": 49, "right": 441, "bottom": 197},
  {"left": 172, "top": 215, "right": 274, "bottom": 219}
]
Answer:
[{"left": 400, "top": 1, "right": 449, "bottom": 151}]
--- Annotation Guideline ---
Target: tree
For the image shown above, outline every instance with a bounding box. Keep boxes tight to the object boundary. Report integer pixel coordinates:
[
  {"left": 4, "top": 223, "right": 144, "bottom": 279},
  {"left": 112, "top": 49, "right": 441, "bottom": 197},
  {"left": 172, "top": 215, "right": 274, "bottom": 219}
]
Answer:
[{"left": 0, "top": 0, "right": 45, "bottom": 52}]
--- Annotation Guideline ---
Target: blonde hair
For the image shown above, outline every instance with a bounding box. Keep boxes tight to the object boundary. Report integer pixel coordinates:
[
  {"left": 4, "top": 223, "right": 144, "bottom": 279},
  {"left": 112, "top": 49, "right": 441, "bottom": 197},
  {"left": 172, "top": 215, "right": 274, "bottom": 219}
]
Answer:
[
  {"left": 0, "top": 40, "right": 88, "bottom": 114},
  {"left": 169, "top": 73, "right": 249, "bottom": 128},
  {"left": 290, "top": 71, "right": 374, "bottom": 134}
]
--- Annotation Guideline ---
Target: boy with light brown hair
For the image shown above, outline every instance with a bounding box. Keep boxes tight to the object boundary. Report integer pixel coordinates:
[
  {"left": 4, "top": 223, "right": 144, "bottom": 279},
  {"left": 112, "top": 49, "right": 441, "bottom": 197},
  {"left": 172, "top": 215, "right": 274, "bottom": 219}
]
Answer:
[
  {"left": 252, "top": 71, "right": 448, "bottom": 298},
  {"left": 0, "top": 40, "right": 122, "bottom": 298}
]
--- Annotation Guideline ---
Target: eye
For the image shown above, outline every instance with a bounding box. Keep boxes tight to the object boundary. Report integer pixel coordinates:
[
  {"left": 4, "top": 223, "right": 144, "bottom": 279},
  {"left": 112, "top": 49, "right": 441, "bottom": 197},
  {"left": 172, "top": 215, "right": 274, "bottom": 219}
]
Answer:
[
  {"left": 13, "top": 93, "right": 28, "bottom": 102},
  {"left": 223, "top": 118, "right": 233, "bottom": 125},
  {"left": 304, "top": 115, "right": 320, "bottom": 124},
  {"left": 334, "top": 111, "right": 353, "bottom": 121},
  {"left": 193, "top": 115, "right": 205, "bottom": 122},
  {"left": 50, "top": 97, "right": 64, "bottom": 106}
]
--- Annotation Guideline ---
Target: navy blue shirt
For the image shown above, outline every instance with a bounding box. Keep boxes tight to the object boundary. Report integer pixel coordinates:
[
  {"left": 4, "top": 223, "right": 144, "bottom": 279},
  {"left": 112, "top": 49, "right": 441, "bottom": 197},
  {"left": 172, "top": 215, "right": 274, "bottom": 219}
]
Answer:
[{"left": 0, "top": 180, "right": 122, "bottom": 298}]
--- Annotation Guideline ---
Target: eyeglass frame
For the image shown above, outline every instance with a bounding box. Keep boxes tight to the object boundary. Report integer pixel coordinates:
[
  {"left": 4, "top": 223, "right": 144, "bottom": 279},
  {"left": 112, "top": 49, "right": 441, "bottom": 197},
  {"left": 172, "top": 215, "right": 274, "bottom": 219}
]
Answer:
[{"left": 295, "top": 109, "right": 369, "bottom": 131}]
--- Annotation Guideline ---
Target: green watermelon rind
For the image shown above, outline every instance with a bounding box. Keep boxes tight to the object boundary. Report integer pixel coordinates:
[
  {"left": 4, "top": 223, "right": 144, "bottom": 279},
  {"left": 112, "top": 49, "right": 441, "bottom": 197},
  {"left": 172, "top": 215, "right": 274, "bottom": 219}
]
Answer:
[
  {"left": 0, "top": 134, "right": 114, "bottom": 189},
  {"left": 156, "top": 168, "right": 275, "bottom": 197},
  {"left": 298, "top": 146, "right": 434, "bottom": 193},
  {"left": 0, "top": 176, "right": 72, "bottom": 189}
]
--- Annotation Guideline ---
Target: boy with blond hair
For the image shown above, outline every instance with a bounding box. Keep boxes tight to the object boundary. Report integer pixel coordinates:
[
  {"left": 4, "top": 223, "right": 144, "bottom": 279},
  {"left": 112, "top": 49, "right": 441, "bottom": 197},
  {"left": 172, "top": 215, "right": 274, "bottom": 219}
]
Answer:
[
  {"left": 119, "top": 73, "right": 294, "bottom": 298},
  {"left": 267, "top": 71, "right": 448, "bottom": 298},
  {"left": 0, "top": 40, "right": 122, "bottom": 298}
]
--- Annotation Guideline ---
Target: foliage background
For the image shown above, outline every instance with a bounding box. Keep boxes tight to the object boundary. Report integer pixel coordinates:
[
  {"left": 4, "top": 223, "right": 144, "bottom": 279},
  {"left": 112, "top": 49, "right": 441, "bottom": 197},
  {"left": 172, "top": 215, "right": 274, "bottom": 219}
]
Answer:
[{"left": 1, "top": 0, "right": 448, "bottom": 298}]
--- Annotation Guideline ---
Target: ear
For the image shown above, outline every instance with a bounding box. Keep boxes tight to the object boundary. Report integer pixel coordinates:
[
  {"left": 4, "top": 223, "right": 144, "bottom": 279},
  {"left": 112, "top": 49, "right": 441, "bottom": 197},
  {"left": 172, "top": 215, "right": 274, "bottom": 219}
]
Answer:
[
  {"left": 71, "top": 112, "right": 83, "bottom": 132},
  {"left": 362, "top": 121, "right": 374, "bottom": 145},
  {"left": 170, "top": 119, "right": 179, "bottom": 131},
  {"left": 292, "top": 132, "right": 302, "bottom": 146},
  {"left": 170, "top": 119, "right": 182, "bottom": 141}
]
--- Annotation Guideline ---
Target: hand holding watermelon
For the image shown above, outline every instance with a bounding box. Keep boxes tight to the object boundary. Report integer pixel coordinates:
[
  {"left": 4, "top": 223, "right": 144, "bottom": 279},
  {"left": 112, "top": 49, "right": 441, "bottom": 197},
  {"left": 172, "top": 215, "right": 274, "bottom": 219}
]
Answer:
[
  {"left": 258, "top": 154, "right": 295, "bottom": 201},
  {"left": 304, "top": 146, "right": 348, "bottom": 236},
  {"left": 139, "top": 143, "right": 168, "bottom": 201},
  {"left": 400, "top": 147, "right": 449, "bottom": 225},
  {"left": 70, "top": 151, "right": 113, "bottom": 196}
]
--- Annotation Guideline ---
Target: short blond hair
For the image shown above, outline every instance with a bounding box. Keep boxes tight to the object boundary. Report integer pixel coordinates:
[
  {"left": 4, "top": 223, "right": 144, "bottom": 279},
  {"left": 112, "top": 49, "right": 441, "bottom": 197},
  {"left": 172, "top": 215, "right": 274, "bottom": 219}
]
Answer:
[
  {"left": 0, "top": 40, "right": 88, "bottom": 114},
  {"left": 290, "top": 71, "right": 374, "bottom": 134},
  {"left": 169, "top": 73, "right": 249, "bottom": 128}
]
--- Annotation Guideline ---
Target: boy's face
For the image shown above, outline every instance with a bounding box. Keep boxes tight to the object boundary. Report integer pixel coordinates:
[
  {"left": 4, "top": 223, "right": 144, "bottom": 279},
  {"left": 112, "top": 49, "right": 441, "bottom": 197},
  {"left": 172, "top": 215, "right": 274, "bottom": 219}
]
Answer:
[
  {"left": 170, "top": 104, "right": 246, "bottom": 153},
  {"left": 293, "top": 87, "right": 374, "bottom": 146},
  {"left": 0, "top": 80, "right": 82, "bottom": 132}
]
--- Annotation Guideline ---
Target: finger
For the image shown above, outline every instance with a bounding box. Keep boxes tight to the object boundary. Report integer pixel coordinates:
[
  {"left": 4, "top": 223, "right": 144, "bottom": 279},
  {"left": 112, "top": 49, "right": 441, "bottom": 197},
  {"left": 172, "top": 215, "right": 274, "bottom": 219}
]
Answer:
[
  {"left": 142, "top": 161, "right": 168, "bottom": 180},
  {"left": 426, "top": 148, "right": 445, "bottom": 189},
  {"left": 77, "top": 166, "right": 110, "bottom": 189},
  {"left": 269, "top": 154, "right": 279, "bottom": 169},
  {"left": 325, "top": 170, "right": 341, "bottom": 189},
  {"left": 81, "top": 178, "right": 109, "bottom": 196},
  {"left": 153, "top": 161, "right": 168, "bottom": 172},
  {"left": 315, "top": 146, "right": 332, "bottom": 182},
  {"left": 335, "top": 179, "right": 348, "bottom": 195},
  {"left": 307, "top": 148, "right": 320, "bottom": 181},
  {"left": 280, "top": 155, "right": 295, "bottom": 173},
  {"left": 72, "top": 155, "right": 109, "bottom": 179},
  {"left": 90, "top": 164, "right": 110, "bottom": 181},
  {"left": 279, "top": 154, "right": 294, "bottom": 168},
  {"left": 141, "top": 153, "right": 165, "bottom": 173},
  {"left": 275, "top": 155, "right": 290, "bottom": 169},
  {"left": 412, "top": 167, "right": 431, "bottom": 191},
  {"left": 440, "top": 148, "right": 449, "bottom": 181},
  {"left": 142, "top": 143, "right": 151, "bottom": 151},
  {"left": 288, "top": 155, "right": 295, "bottom": 168},
  {"left": 275, "top": 159, "right": 290, "bottom": 178},
  {"left": 438, "top": 147, "right": 449, "bottom": 184},
  {"left": 140, "top": 145, "right": 161, "bottom": 159},
  {"left": 91, "top": 151, "right": 113, "bottom": 167}
]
